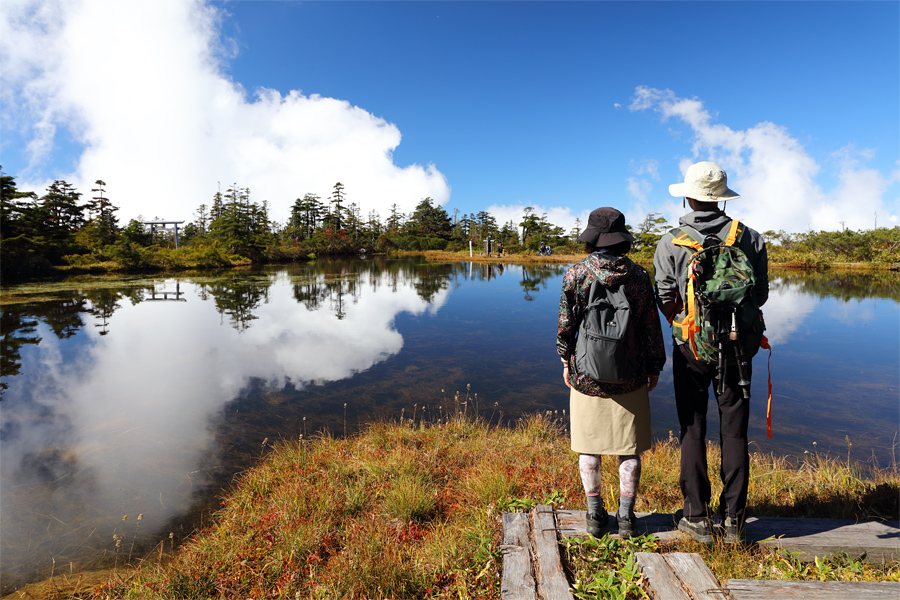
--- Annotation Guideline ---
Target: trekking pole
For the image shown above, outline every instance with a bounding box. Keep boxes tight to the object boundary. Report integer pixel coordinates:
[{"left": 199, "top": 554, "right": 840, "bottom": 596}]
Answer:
[
  {"left": 716, "top": 333, "right": 726, "bottom": 396},
  {"left": 729, "top": 309, "right": 752, "bottom": 399}
]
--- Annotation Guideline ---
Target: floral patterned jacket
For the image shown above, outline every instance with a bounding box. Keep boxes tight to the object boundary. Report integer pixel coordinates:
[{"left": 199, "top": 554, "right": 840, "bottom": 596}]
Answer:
[{"left": 557, "top": 253, "right": 666, "bottom": 396}]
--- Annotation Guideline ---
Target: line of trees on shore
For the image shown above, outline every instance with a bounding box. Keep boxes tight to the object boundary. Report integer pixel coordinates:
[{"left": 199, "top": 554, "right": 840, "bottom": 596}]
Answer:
[
  {"left": 1, "top": 168, "right": 897, "bottom": 280},
  {"left": 0, "top": 170, "right": 586, "bottom": 280}
]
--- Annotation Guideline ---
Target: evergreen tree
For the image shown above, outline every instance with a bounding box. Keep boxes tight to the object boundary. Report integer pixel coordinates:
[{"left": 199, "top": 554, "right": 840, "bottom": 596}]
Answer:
[
  {"left": 0, "top": 167, "right": 36, "bottom": 241},
  {"left": 211, "top": 188, "right": 225, "bottom": 221},
  {"left": 407, "top": 197, "right": 451, "bottom": 238},
  {"left": 519, "top": 207, "right": 541, "bottom": 245},
  {"left": 500, "top": 220, "right": 519, "bottom": 246},
  {"left": 83, "top": 180, "right": 119, "bottom": 246},
  {"left": 38, "top": 180, "right": 84, "bottom": 243},
  {"left": 366, "top": 209, "right": 382, "bottom": 244},
  {"left": 474, "top": 210, "right": 498, "bottom": 241},
  {"left": 386, "top": 203, "right": 404, "bottom": 233},
  {"left": 632, "top": 212, "right": 669, "bottom": 253},
  {"left": 570, "top": 218, "right": 582, "bottom": 244},
  {"left": 346, "top": 202, "right": 363, "bottom": 241},
  {"left": 458, "top": 213, "right": 474, "bottom": 240},
  {"left": 194, "top": 203, "right": 210, "bottom": 235},
  {"left": 121, "top": 219, "right": 151, "bottom": 245},
  {"left": 290, "top": 193, "right": 323, "bottom": 240},
  {"left": 329, "top": 182, "right": 346, "bottom": 231},
  {"left": 209, "top": 185, "right": 269, "bottom": 257}
]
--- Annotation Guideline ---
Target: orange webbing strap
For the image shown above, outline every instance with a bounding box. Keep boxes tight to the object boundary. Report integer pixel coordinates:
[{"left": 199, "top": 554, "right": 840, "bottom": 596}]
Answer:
[
  {"left": 671, "top": 234, "right": 704, "bottom": 360},
  {"left": 671, "top": 234, "right": 703, "bottom": 252},
  {"left": 723, "top": 219, "right": 742, "bottom": 247},
  {"left": 760, "top": 335, "right": 773, "bottom": 438},
  {"left": 684, "top": 277, "right": 700, "bottom": 359},
  {"left": 672, "top": 230, "right": 703, "bottom": 360}
]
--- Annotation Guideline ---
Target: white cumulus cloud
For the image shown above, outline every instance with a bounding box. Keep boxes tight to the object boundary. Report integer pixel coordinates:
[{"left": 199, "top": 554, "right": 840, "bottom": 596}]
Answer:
[
  {"left": 629, "top": 86, "right": 896, "bottom": 233},
  {"left": 0, "top": 0, "right": 450, "bottom": 223}
]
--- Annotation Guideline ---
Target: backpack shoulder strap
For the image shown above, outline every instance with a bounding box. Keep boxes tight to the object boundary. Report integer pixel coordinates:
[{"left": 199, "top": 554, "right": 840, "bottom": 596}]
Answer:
[
  {"left": 669, "top": 226, "right": 704, "bottom": 252},
  {"left": 722, "top": 220, "right": 745, "bottom": 247},
  {"left": 666, "top": 226, "right": 703, "bottom": 359}
]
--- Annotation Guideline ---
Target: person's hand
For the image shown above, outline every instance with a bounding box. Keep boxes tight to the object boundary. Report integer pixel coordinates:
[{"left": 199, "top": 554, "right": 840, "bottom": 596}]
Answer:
[
  {"left": 562, "top": 362, "right": 571, "bottom": 388},
  {"left": 647, "top": 375, "right": 659, "bottom": 392}
]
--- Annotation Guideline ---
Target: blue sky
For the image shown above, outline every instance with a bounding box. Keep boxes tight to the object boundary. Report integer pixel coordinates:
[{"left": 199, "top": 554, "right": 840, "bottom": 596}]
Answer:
[{"left": 1, "top": 0, "right": 897, "bottom": 234}]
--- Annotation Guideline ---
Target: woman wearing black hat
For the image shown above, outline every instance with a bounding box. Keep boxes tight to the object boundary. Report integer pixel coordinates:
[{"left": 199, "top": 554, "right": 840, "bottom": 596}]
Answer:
[{"left": 557, "top": 207, "right": 666, "bottom": 537}]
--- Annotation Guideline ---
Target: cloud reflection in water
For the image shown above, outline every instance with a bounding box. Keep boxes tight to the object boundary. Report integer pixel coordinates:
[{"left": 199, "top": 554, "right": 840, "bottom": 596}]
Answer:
[{"left": 0, "top": 262, "right": 449, "bottom": 587}]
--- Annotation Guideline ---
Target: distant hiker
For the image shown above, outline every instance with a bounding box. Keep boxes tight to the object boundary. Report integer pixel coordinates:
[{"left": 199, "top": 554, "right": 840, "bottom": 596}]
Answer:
[
  {"left": 654, "top": 161, "right": 769, "bottom": 544},
  {"left": 497, "top": 241, "right": 504, "bottom": 256},
  {"left": 558, "top": 207, "right": 666, "bottom": 538}
]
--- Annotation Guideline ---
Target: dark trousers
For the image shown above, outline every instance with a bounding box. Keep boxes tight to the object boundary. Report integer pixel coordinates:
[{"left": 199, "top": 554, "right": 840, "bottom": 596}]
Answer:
[{"left": 673, "top": 343, "right": 751, "bottom": 523}]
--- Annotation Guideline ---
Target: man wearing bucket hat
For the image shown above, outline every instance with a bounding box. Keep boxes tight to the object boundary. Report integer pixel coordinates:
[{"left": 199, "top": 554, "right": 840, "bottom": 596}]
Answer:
[
  {"left": 653, "top": 162, "right": 768, "bottom": 543},
  {"left": 558, "top": 207, "right": 666, "bottom": 538}
]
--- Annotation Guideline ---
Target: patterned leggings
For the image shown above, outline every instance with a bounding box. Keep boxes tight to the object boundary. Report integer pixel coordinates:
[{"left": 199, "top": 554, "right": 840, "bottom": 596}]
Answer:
[{"left": 579, "top": 454, "right": 641, "bottom": 497}]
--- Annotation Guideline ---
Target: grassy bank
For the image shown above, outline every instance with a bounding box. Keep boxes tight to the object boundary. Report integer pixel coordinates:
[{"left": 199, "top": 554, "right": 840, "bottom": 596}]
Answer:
[
  {"left": 9, "top": 412, "right": 890, "bottom": 600},
  {"left": 414, "top": 249, "right": 899, "bottom": 270},
  {"left": 6, "top": 246, "right": 897, "bottom": 284}
]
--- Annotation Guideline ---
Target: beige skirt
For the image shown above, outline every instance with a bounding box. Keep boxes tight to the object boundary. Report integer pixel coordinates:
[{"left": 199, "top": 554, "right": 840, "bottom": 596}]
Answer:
[{"left": 569, "top": 385, "right": 651, "bottom": 455}]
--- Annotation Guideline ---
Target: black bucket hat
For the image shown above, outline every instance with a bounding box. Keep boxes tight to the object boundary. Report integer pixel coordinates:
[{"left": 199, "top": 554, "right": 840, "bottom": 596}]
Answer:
[{"left": 577, "top": 207, "right": 635, "bottom": 247}]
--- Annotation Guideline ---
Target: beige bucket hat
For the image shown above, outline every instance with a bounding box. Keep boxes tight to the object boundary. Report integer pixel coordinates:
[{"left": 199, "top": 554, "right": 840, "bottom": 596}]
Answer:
[{"left": 668, "top": 161, "right": 740, "bottom": 202}]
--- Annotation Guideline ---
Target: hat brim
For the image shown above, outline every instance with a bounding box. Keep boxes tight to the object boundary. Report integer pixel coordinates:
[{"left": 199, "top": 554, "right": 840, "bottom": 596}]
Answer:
[
  {"left": 578, "top": 228, "right": 635, "bottom": 247},
  {"left": 669, "top": 182, "right": 740, "bottom": 202}
]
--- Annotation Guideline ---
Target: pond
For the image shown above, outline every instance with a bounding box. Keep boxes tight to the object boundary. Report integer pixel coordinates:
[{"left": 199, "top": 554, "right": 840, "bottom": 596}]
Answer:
[{"left": 1, "top": 257, "right": 898, "bottom": 589}]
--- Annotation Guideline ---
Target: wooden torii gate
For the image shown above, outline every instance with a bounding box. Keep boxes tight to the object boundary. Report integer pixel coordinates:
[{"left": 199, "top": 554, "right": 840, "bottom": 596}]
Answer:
[{"left": 143, "top": 220, "right": 185, "bottom": 248}]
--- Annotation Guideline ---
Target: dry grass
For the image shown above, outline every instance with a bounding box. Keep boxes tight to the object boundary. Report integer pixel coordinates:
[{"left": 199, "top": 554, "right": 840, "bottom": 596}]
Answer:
[
  {"left": 409, "top": 249, "right": 586, "bottom": 265},
  {"left": 12, "top": 414, "right": 897, "bottom": 599},
  {"left": 87, "top": 413, "right": 580, "bottom": 599}
]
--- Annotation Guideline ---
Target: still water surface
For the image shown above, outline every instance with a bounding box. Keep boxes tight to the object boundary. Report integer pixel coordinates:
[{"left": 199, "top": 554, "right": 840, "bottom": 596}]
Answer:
[{"left": 1, "top": 257, "right": 898, "bottom": 588}]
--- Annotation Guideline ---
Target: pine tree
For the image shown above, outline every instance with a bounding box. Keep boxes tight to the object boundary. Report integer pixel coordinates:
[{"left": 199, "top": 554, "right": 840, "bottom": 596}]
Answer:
[
  {"left": 0, "top": 167, "right": 36, "bottom": 241},
  {"left": 329, "top": 182, "right": 346, "bottom": 231},
  {"left": 38, "top": 180, "right": 84, "bottom": 243},
  {"left": 85, "top": 180, "right": 119, "bottom": 245}
]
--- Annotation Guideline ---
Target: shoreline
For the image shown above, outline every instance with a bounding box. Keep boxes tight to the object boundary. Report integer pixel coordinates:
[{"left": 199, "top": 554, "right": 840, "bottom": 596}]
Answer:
[{"left": 2, "top": 251, "right": 897, "bottom": 286}]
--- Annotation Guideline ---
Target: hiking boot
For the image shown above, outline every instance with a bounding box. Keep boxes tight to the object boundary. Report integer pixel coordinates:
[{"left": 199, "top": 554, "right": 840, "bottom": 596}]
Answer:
[
  {"left": 677, "top": 517, "right": 714, "bottom": 544},
  {"left": 723, "top": 516, "right": 745, "bottom": 544},
  {"left": 586, "top": 508, "right": 609, "bottom": 537},
  {"left": 617, "top": 511, "right": 636, "bottom": 538}
]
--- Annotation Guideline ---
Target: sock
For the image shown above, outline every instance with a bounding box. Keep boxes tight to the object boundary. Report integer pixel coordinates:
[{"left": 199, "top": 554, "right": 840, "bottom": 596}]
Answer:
[
  {"left": 586, "top": 494, "right": 604, "bottom": 516},
  {"left": 618, "top": 494, "right": 635, "bottom": 519}
]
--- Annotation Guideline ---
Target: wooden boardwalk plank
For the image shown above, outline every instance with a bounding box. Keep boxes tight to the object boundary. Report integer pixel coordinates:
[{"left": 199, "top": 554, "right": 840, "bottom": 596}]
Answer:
[
  {"left": 557, "top": 510, "right": 899, "bottom": 563},
  {"left": 664, "top": 553, "right": 730, "bottom": 600},
  {"left": 749, "top": 517, "right": 899, "bottom": 563},
  {"left": 500, "top": 512, "right": 537, "bottom": 600},
  {"left": 557, "top": 510, "right": 682, "bottom": 543},
  {"left": 635, "top": 552, "right": 693, "bottom": 600},
  {"left": 531, "top": 505, "right": 575, "bottom": 600},
  {"left": 725, "top": 579, "right": 900, "bottom": 600},
  {"left": 503, "top": 508, "right": 898, "bottom": 600}
]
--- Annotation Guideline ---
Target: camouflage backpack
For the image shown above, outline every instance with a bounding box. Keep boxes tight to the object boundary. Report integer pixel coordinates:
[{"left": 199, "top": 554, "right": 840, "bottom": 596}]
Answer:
[{"left": 669, "top": 220, "right": 765, "bottom": 364}]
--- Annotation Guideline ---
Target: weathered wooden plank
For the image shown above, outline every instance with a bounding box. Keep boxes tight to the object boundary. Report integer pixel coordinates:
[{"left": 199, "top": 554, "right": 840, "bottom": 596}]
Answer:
[
  {"left": 724, "top": 579, "right": 900, "bottom": 600},
  {"left": 501, "top": 512, "right": 537, "bottom": 600},
  {"left": 557, "top": 512, "right": 899, "bottom": 563},
  {"left": 635, "top": 552, "right": 693, "bottom": 600},
  {"left": 503, "top": 511, "right": 532, "bottom": 547},
  {"left": 664, "top": 552, "right": 730, "bottom": 600},
  {"left": 500, "top": 545, "right": 537, "bottom": 600},
  {"left": 531, "top": 505, "right": 575, "bottom": 600},
  {"left": 556, "top": 510, "right": 682, "bottom": 542},
  {"left": 748, "top": 517, "right": 899, "bottom": 563}
]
